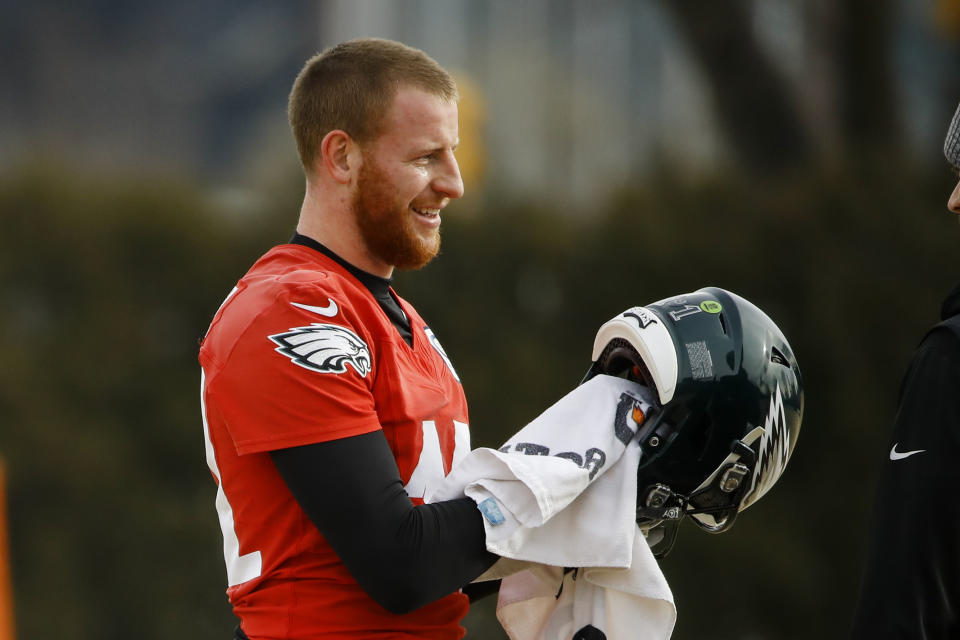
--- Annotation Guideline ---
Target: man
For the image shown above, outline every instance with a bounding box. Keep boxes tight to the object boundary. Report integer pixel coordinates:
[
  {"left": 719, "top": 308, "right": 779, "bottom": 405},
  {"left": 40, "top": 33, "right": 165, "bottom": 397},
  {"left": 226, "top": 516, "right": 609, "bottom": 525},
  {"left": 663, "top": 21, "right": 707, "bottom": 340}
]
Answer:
[
  {"left": 199, "top": 39, "right": 498, "bottom": 639},
  {"left": 849, "top": 105, "right": 960, "bottom": 637}
]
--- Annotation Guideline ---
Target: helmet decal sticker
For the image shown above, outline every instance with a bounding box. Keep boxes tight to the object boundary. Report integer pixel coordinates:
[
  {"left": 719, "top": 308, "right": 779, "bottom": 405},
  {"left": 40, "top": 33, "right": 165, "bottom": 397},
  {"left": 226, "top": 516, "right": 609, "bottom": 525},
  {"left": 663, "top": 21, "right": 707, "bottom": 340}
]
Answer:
[
  {"left": 685, "top": 340, "right": 714, "bottom": 380},
  {"left": 699, "top": 300, "right": 722, "bottom": 314},
  {"left": 743, "top": 384, "right": 791, "bottom": 509},
  {"left": 269, "top": 323, "right": 372, "bottom": 377},
  {"left": 668, "top": 304, "right": 703, "bottom": 321},
  {"left": 623, "top": 308, "right": 658, "bottom": 329},
  {"left": 613, "top": 391, "right": 647, "bottom": 446}
]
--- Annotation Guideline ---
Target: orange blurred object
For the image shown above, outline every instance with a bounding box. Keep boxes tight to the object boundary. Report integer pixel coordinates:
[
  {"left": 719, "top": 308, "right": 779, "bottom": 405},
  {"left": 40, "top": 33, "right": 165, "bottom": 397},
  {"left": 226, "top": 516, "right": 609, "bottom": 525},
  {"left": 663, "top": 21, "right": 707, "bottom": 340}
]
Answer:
[
  {"left": 936, "top": 0, "right": 960, "bottom": 38},
  {"left": 0, "top": 460, "right": 15, "bottom": 640}
]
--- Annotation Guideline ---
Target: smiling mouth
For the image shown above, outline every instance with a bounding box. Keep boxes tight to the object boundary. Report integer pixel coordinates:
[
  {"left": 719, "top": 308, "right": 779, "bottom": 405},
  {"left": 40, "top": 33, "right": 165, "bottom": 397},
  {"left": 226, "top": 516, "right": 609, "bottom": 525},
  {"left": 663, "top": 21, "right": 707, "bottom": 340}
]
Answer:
[{"left": 412, "top": 206, "right": 440, "bottom": 218}]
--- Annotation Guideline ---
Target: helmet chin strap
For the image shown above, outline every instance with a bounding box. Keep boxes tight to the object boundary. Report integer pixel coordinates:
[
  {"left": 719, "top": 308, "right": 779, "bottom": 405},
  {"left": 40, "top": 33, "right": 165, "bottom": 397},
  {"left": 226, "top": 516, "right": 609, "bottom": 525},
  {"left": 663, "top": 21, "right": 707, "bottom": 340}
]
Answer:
[
  {"left": 642, "top": 519, "right": 682, "bottom": 559},
  {"left": 637, "top": 438, "right": 759, "bottom": 557}
]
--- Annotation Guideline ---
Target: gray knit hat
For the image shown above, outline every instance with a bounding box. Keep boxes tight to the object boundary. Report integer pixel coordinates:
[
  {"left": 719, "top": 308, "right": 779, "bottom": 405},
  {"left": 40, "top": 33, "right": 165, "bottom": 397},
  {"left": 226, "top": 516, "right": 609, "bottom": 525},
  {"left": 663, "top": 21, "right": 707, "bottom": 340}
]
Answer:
[{"left": 945, "top": 103, "right": 960, "bottom": 170}]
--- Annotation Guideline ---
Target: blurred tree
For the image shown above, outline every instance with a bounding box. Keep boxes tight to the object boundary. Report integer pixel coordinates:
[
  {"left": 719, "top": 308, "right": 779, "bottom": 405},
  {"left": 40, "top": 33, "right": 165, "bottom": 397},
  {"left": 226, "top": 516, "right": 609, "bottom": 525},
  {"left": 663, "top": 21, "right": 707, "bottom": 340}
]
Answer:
[
  {"left": 657, "top": 0, "right": 813, "bottom": 174},
  {"left": 660, "top": 0, "right": 906, "bottom": 172},
  {"left": 836, "top": 0, "right": 902, "bottom": 157},
  {"left": 935, "top": 0, "right": 960, "bottom": 115},
  {"left": 0, "top": 165, "right": 289, "bottom": 638}
]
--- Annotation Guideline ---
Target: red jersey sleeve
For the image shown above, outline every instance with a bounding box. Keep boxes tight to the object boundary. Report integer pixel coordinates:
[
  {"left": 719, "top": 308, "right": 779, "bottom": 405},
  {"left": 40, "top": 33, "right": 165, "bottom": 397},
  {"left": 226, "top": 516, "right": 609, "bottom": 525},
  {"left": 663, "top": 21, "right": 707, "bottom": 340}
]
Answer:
[{"left": 202, "top": 276, "right": 382, "bottom": 455}]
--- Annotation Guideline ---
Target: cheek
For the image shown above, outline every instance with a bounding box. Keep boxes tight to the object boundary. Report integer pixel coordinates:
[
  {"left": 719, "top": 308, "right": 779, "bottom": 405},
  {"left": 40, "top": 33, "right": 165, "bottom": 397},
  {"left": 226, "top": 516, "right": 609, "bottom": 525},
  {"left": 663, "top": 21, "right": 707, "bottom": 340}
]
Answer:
[{"left": 395, "top": 168, "right": 430, "bottom": 199}]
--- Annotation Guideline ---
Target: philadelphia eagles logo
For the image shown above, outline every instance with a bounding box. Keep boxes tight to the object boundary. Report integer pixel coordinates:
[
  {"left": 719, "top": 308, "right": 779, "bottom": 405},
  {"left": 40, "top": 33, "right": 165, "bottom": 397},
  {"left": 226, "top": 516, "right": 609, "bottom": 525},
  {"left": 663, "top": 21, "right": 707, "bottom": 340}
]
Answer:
[{"left": 269, "top": 323, "right": 372, "bottom": 377}]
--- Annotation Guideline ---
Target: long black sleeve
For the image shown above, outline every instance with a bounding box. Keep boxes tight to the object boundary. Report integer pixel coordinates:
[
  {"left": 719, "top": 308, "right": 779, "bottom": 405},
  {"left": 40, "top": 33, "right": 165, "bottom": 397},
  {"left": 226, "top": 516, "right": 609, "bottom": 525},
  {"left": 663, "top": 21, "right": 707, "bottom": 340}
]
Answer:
[
  {"left": 270, "top": 430, "right": 499, "bottom": 614},
  {"left": 850, "top": 328, "right": 960, "bottom": 638}
]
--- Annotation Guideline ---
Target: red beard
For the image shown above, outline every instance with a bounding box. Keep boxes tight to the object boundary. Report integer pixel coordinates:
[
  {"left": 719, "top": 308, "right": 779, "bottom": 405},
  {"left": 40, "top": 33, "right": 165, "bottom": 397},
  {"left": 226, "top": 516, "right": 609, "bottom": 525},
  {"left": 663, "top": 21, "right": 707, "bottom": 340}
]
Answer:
[{"left": 353, "top": 153, "right": 441, "bottom": 271}]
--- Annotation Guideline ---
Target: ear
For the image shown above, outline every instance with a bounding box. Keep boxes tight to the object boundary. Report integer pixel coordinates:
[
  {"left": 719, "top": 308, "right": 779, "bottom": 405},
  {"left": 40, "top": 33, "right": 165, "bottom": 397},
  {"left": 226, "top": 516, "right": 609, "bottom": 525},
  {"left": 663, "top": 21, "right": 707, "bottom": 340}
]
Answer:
[{"left": 320, "top": 130, "right": 361, "bottom": 184}]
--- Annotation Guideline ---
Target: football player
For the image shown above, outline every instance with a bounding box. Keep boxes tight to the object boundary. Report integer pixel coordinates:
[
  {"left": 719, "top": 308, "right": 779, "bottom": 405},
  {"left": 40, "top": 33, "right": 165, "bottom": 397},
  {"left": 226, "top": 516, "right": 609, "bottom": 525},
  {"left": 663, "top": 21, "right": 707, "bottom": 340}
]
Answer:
[
  {"left": 849, "top": 104, "right": 960, "bottom": 637},
  {"left": 199, "top": 39, "right": 498, "bottom": 639}
]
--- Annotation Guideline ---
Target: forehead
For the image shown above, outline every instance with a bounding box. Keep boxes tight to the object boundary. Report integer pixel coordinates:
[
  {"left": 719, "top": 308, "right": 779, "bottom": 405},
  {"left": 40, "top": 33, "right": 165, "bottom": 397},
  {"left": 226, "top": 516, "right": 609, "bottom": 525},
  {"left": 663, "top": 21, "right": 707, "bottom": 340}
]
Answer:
[{"left": 376, "top": 86, "right": 459, "bottom": 149}]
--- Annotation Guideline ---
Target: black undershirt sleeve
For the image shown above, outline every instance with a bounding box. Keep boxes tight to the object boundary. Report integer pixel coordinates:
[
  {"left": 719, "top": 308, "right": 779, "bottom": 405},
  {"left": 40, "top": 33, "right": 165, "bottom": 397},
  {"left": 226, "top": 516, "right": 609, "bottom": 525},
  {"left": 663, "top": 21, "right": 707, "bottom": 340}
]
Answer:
[{"left": 270, "top": 430, "right": 499, "bottom": 614}]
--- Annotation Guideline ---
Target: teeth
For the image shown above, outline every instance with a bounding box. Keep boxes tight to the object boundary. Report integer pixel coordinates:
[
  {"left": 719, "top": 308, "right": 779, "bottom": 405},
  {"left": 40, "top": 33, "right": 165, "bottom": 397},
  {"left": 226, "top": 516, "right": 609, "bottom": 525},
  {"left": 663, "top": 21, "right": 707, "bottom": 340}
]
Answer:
[{"left": 413, "top": 207, "right": 440, "bottom": 216}]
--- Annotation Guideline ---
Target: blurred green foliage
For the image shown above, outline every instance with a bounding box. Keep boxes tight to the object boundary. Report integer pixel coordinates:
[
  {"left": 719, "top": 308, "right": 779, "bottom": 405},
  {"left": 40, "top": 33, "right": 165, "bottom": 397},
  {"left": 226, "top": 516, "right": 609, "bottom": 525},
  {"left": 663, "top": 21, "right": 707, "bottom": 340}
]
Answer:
[{"left": 0, "top": 162, "right": 957, "bottom": 639}]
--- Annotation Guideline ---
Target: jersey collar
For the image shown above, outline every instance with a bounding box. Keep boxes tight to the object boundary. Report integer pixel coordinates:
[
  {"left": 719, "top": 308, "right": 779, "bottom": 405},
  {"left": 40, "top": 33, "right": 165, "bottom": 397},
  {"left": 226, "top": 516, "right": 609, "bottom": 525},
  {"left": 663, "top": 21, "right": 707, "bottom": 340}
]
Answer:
[{"left": 289, "top": 232, "right": 393, "bottom": 298}]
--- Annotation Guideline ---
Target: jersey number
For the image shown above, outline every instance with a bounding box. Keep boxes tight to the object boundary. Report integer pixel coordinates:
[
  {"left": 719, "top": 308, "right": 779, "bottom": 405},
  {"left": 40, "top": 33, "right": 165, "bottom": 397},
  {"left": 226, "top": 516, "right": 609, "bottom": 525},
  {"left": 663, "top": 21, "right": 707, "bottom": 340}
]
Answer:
[
  {"left": 404, "top": 419, "right": 469, "bottom": 500},
  {"left": 201, "top": 381, "right": 468, "bottom": 586},
  {"left": 200, "top": 371, "right": 263, "bottom": 587}
]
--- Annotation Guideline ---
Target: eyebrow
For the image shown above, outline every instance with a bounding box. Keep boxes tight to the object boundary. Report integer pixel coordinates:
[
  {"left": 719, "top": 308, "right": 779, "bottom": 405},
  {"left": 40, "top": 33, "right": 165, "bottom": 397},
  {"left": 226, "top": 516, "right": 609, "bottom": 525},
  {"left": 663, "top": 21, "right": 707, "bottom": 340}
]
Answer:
[{"left": 415, "top": 140, "right": 460, "bottom": 156}]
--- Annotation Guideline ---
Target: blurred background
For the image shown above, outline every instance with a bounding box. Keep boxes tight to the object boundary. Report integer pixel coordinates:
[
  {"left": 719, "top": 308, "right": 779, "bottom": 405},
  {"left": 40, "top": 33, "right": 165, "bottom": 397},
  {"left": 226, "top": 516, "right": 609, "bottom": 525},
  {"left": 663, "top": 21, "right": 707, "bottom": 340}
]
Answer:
[{"left": 2, "top": 0, "right": 960, "bottom": 638}]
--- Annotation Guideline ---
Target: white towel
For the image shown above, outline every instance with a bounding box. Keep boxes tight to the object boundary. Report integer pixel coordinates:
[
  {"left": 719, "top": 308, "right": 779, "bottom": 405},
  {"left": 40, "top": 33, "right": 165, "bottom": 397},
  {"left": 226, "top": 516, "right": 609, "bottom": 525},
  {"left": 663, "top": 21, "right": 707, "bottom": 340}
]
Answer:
[{"left": 428, "top": 375, "right": 676, "bottom": 640}]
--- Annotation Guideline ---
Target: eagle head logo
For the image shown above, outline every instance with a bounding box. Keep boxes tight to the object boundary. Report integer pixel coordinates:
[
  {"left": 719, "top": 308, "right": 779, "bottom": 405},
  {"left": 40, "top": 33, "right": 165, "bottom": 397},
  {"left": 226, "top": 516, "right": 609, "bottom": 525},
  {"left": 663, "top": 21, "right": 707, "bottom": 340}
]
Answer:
[{"left": 269, "top": 323, "right": 372, "bottom": 377}]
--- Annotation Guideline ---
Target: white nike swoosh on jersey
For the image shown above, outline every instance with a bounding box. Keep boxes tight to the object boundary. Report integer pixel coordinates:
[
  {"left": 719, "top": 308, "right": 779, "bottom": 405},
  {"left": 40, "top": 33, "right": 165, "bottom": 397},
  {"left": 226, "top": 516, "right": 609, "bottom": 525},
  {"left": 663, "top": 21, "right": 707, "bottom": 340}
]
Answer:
[
  {"left": 889, "top": 443, "right": 926, "bottom": 461},
  {"left": 290, "top": 299, "right": 339, "bottom": 317}
]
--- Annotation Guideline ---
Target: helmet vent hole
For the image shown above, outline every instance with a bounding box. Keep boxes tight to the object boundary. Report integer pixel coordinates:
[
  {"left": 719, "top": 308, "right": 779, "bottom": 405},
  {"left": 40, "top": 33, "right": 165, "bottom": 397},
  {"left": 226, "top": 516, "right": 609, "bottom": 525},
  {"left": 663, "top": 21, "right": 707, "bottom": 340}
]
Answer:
[
  {"left": 718, "top": 313, "right": 728, "bottom": 335},
  {"left": 771, "top": 347, "right": 788, "bottom": 366}
]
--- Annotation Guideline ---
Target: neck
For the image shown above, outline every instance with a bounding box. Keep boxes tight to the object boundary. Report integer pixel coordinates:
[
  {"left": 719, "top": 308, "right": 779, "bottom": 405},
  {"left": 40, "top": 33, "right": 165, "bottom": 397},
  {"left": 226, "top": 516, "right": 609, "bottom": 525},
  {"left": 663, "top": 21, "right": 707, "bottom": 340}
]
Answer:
[{"left": 296, "top": 179, "right": 394, "bottom": 278}]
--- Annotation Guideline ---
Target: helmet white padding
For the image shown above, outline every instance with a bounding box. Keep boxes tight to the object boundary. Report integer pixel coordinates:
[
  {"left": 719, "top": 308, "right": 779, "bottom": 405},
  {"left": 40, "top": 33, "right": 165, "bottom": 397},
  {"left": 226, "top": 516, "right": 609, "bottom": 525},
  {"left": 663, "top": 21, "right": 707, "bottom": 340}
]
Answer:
[{"left": 591, "top": 306, "right": 679, "bottom": 405}]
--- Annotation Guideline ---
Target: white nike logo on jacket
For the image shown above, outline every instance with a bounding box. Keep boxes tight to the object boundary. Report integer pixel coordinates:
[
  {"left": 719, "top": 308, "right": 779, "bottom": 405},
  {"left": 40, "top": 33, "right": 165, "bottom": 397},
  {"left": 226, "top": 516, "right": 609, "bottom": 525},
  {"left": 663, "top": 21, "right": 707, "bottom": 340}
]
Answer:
[{"left": 889, "top": 443, "right": 926, "bottom": 461}]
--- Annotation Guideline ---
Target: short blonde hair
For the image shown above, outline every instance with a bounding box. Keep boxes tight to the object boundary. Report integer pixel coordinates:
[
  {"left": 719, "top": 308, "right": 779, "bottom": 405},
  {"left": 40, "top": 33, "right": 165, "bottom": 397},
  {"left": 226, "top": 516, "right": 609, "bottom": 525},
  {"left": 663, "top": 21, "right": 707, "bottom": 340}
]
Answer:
[{"left": 288, "top": 38, "right": 458, "bottom": 173}]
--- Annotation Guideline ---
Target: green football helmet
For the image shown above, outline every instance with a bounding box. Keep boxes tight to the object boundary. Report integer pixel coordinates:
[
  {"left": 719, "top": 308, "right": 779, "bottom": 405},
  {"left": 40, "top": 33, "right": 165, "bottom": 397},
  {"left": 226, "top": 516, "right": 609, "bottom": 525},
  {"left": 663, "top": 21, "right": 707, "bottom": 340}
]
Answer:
[{"left": 582, "top": 287, "right": 803, "bottom": 556}]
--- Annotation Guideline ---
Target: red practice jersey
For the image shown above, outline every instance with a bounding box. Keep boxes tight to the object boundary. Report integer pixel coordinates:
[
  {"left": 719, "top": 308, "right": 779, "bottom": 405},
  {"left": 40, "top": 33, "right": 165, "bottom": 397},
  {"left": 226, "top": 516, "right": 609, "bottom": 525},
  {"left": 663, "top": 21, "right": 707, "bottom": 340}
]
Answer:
[{"left": 199, "top": 244, "right": 471, "bottom": 639}]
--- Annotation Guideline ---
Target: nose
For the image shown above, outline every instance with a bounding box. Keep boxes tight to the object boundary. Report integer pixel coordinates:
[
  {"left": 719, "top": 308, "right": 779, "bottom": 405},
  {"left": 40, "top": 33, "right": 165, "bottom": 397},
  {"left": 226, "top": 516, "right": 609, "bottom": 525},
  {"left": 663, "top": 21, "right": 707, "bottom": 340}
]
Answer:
[
  {"left": 433, "top": 152, "right": 465, "bottom": 200},
  {"left": 949, "top": 179, "right": 960, "bottom": 214}
]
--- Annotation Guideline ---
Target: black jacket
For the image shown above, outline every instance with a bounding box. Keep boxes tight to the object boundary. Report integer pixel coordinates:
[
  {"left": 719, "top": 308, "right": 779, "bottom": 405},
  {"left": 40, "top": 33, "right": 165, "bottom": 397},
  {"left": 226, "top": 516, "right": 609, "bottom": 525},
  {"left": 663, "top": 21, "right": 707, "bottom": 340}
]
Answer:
[{"left": 851, "top": 283, "right": 960, "bottom": 638}]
